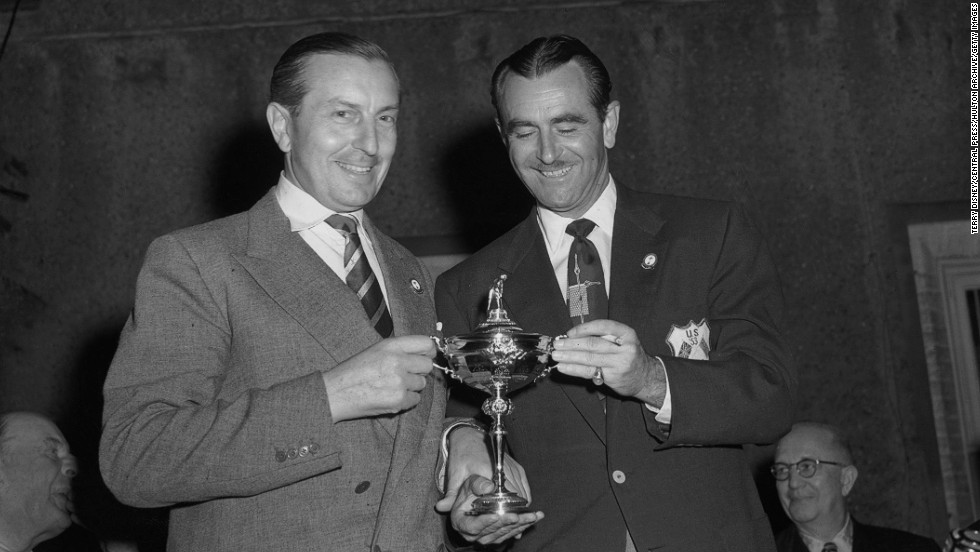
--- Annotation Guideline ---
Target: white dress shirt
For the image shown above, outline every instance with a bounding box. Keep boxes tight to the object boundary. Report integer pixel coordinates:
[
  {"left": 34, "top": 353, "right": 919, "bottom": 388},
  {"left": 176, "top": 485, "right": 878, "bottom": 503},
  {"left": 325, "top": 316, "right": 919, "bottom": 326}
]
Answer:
[
  {"left": 799, "top": 514, "right": 853, "bottom": 552},
  {"left": 273, "top": 173, "right": 390, "bottom": 305},
  {"left": 535, "top": 177, "right": 672, "bottom": 422}
]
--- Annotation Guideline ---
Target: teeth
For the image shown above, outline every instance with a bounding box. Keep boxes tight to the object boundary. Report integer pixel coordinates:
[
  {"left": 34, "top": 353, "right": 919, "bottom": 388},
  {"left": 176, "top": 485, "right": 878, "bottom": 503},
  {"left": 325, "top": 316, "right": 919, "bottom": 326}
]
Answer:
[
  {"left": 541, "top": 166, "right": 572, "bottom": 178},
  {"left": 336, "top": 162, "right": 371, "bottom": 175}
]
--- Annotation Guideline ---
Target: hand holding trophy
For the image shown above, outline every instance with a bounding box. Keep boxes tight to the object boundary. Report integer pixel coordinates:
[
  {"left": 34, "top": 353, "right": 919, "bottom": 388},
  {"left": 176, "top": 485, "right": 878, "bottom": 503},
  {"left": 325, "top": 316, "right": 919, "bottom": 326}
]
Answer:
[{"left": 433, "top": 275, "right": 562, "bottom": 515}]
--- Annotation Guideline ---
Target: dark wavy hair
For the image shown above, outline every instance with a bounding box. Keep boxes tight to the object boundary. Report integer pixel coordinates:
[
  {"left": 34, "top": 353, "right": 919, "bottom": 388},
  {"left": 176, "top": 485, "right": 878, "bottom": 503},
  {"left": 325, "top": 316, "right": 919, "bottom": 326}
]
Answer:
[{"left": 490, "top": 35, "right": 612, "bottom": 121}]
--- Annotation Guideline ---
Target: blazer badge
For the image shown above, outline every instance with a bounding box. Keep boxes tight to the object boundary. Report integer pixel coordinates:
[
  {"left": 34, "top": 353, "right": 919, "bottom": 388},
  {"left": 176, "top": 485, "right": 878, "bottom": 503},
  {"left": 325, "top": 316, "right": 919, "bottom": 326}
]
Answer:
[{"left": 666, "top": 318, "right": 711, "bottom": 360}]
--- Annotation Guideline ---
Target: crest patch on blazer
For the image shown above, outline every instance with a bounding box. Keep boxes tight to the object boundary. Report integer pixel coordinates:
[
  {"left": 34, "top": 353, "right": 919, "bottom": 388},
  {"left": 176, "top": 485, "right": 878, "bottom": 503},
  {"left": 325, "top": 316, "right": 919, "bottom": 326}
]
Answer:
[{"left": 666, "top": 319, "right": 710, "bottom": 360}]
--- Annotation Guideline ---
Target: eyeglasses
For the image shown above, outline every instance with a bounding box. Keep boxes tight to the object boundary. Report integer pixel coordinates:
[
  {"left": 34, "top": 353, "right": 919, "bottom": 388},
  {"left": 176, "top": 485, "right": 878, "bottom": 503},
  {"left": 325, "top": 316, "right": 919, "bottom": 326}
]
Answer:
[{"left": 770, "top": 458, "right": 844, "bottom": 481}]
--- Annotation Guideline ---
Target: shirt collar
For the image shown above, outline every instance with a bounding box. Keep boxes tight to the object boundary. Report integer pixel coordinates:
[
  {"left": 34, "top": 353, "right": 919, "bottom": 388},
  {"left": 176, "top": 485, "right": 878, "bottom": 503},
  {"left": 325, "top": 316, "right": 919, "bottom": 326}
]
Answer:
[
  {"left": 536, "top": 175, "right": 617, "bottom": 253},
  {"left": 274, "top": 172, "right": 366, "bottom": 232},
  {"left": 798, "top": 514, "right": 853, "bottom": 550}
]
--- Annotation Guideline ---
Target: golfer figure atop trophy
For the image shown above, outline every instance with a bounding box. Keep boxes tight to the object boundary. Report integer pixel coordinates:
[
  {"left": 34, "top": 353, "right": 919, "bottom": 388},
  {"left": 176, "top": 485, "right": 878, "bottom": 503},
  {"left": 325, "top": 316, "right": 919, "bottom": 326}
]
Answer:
[{"left": 433, "top": 275, "right": 561, "bottom": 515}]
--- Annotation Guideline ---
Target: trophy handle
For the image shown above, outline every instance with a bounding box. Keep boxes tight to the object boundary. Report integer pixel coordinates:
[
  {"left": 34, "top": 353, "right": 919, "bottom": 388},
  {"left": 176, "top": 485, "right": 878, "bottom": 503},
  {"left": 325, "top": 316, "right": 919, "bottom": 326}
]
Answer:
[
  {"left": 532, "top": 334, "right": 566, "bottom": 383},
  {"left": 430, "top": 335, "right": 463, "bottom": 382}
]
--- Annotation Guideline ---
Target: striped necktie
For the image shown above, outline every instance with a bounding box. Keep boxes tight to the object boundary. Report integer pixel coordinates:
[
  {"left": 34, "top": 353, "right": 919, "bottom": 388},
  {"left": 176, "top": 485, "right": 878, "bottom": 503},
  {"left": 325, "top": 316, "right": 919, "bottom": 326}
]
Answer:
[
  {"left": 326, "top": 214, "right": 393, "bottom": 338},
  {"left": 565, "top": 219, "right": 608, "bottom": 324},
  {"left": 822, "top": 542, "right": 839, "bottom": 552}
]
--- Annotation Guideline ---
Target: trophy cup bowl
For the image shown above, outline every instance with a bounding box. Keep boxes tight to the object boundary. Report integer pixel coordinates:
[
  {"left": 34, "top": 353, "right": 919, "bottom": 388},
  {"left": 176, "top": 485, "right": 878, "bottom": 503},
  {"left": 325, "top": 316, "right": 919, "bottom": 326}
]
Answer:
[{"left": 433, "top": 275, "right": 560, "bottom": 516}]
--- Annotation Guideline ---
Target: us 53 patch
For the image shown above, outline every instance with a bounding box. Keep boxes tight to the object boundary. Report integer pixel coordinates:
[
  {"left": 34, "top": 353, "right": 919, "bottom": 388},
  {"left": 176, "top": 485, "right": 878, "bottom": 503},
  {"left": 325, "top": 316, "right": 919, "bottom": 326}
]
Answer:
[{"left": 665, "top": 319, "right": 710, "bottom": 360}]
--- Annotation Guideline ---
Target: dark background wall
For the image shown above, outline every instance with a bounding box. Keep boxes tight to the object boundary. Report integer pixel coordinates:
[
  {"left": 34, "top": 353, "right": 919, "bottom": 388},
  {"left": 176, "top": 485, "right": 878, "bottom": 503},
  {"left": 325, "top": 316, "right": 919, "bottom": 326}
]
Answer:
[{"left": 0, "top": 0, "right": 965, "bottom": 546}]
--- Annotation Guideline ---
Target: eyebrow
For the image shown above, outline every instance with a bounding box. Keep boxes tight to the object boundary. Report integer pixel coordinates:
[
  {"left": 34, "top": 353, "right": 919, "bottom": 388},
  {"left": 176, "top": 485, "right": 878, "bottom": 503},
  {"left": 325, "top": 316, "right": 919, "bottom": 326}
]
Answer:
[{"left": 328, "top": 99, "right": 399, "bottom": 113}]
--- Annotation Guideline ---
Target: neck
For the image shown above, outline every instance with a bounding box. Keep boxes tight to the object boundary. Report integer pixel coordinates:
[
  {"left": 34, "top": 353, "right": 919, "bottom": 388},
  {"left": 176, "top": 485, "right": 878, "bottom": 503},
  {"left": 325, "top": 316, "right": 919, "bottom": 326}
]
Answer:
[
  {"left": 0, "top": 515, "right": 44, "bottom": 552},
  {"left": 797, "top": 510, "right": 848, "bottom": 542},
  {"left": 0, "top": 532, "right": 29, "bottom": 552}
]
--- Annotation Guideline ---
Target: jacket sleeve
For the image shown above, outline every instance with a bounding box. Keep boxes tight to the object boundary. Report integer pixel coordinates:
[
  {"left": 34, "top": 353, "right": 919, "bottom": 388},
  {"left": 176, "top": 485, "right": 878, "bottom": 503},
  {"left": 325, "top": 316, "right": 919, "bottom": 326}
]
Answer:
[
  {"left": 100, "top": 234, "right": 342, "bottom": 508},
  {"left": 646, "top": 205, "right": 797, "bottom": 447}
]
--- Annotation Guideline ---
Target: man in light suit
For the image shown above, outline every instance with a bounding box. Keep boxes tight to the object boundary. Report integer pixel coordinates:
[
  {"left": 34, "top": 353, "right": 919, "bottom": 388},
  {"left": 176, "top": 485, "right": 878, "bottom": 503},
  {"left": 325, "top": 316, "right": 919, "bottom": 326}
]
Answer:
[
  {"left": 435, "top": 35, "right": 797, "bottom": 551},
  {"left": 773, "top": 422, "right": 939, "bottom": 552},
  {"left": 100, "top": 32, "right": 447, "bottom": 551}
]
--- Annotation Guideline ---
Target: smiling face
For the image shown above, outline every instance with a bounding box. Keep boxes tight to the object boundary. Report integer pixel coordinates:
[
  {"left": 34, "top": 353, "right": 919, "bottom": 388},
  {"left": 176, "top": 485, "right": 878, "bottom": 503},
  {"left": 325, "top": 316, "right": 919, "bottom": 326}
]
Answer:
[
  {"left": 496, "top": 61, "right": 619, "bottom": 219},
  {"left": 774, "top": 424, "right": 856, "bottom": 533},
  {"left": 0, "top": 413, "right": 77, "bottom": 548},
  {"left": 267, "top": 53, "right": 399, "bottom": 213}
]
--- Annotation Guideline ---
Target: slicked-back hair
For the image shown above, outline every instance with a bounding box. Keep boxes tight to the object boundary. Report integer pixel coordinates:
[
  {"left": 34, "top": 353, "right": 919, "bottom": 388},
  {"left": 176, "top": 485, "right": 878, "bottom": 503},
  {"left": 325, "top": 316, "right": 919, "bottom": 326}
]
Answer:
[
  {"left": 490, "top": 34, "right": 613, "bottom": 122},
  {"left": 270, "top": 32, "right": 397, "bottom": 116}
]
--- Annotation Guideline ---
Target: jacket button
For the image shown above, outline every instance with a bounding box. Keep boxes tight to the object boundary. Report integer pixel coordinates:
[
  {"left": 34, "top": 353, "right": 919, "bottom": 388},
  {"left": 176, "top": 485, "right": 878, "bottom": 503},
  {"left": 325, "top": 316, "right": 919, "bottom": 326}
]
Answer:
[
  {"left": 299, "top": 445, "right": 309, "bottom": 457},
  {"left": 287, "top": 448, "right": 298, "bottom": 460},
  {"left": 612, "top": 470, "right": 626, "bottom": 484},
  {"left": 309, "top": 442, "right": 320, "bottom": 454},
  {"left": 275, "top": 450, "right": 287, "bottom": 463},
  {"left": 355, "top": 481, "right": 371, "bottom": 494}
]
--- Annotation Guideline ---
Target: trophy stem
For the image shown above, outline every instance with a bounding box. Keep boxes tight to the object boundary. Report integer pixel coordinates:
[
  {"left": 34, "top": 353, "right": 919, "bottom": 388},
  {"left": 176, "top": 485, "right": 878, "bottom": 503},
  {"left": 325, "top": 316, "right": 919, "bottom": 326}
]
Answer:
[
  {"left": 469, "top": 379, "right": 531, "bottom": 516},
  {"left": 490, "top": 389, "right": 508, "bottom": 493}
]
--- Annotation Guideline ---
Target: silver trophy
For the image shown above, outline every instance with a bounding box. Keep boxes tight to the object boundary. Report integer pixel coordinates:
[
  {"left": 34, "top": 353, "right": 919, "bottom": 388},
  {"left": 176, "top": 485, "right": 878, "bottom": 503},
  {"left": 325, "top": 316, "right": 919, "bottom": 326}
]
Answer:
[{"left": 433, "top": 275, "right": 561, "bottom": 515}]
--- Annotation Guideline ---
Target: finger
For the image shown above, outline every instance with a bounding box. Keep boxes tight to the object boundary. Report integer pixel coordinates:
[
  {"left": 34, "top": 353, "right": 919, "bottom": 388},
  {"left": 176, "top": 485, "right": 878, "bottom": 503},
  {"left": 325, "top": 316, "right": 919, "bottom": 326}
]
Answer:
[
  {"left": 398, "top": 391, "right": 422, "bottom": 411},
  {"left": 435, "top": 488, "right": 457, "bottom": 513},
  {"left": 566, "top": 319, "right": 625, "bottom": 338},
  {"left": 554, "top": 363, "right": 599, "bottom": 380},
  {"left": 471, "top": 514, "right": 523, "bottom": 543},
  {"left": 403, "top": 356, "right": 436, "bottom": 375},
  {"left": 556, "top": 334, "right": 623, "bottom": 354},
  {"left": 552, "top": 344, "right": 620, "bottom": 368},
  {"left": 405, "top": 373, "right": 428, "bottom": 392},
  {"left": 481, "top": 514, "right": 543, "bottom": 544},
  {"left": 386, "top": 335, "right": 438, "bottom": 355},
  {"left": 466, "top": 474, "right": 496, "bottom": 495}
]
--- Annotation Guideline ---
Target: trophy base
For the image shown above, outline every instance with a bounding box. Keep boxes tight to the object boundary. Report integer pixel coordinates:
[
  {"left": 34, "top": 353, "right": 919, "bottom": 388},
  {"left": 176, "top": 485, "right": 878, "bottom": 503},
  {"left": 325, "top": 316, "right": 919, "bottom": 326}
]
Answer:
[{"left": 467, "top": 491, "right": 531, "bottom": 516}]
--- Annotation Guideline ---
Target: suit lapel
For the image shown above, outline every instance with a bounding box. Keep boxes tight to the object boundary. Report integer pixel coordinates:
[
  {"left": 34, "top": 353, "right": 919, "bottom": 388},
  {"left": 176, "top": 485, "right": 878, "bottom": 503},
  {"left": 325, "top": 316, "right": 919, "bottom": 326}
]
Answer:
[
  {"left": 499, "top": 211, "right": 607, "bottom": 442},
  {"left": 361, "top": 215, "right": 443, "bottom": 544},
  {"left": 364, "top": 214, "right": 434, "bottom": 338},
  {"left": 363, "top": 213, "right": 437, "bottom": 461},
  {"left": 608, "top": 185, "right": 667, "bottom": 320},
  {"left": 233, "top": 191, "right": 384, "bottom": 367},
  {"left": 606, "top": 186, "right": 668, "bottom": 436}
]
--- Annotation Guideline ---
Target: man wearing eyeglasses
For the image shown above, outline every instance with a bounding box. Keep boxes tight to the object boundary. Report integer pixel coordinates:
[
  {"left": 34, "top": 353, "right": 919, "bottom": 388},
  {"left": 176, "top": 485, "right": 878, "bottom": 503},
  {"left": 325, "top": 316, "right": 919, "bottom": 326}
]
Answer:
[{"left": 772, "top": 422, "right": 940, "bottom": 552}]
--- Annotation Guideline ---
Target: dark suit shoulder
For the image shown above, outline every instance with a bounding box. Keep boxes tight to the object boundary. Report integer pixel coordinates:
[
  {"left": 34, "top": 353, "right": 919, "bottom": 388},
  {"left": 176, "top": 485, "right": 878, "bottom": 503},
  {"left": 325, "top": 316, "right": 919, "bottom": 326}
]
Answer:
[
  {"left": 623, "top": 187, "right": 733, "bottom": 211},
  {"left": 773, "top": 525, "right": 807, "bottom": 552},
  {"left": 436, "top": 214, "right": 531, "bottom": 287},
  {"left": 619, "top": 186, "right": 740, "bottom": 231},
  {"left": 854, "top": 520, "right": 940, "bottom": 552}
]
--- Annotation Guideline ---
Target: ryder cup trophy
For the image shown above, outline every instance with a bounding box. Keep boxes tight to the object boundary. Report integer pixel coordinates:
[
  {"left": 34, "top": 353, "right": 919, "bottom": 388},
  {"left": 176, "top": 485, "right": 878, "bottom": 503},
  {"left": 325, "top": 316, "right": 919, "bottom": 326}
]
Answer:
[{"left": 433, "top": 275, "right": 561, "bottom": 515}]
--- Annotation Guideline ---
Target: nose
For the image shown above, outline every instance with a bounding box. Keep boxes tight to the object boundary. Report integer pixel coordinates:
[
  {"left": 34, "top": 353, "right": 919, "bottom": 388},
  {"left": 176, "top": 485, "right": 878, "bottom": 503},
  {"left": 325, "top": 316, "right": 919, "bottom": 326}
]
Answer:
[
  {"left": 786, "top": 468, "right": 805, "bottom": 489},
  {"left": 63, "top": 454, "right": 78, "bottom": 478},
  {"left": 536, "top": 132, "right": 559, "bottom": 164},
  {"left": 353, "top": 120, "right": 379, "bottom": 156}
]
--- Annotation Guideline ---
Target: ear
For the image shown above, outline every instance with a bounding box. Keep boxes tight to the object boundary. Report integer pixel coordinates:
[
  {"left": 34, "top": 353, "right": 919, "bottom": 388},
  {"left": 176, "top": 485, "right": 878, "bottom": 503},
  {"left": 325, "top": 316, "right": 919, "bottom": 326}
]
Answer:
[
  {"left": 266, "top": 102, "right": 293, "bottom": 153},
  {"left": 840, "top": 465, "right": 858, "bottom": 497},
  {"left": 602, "top": 100, "right": 620, "bottom": 150},
  {"left": 495, "top": 118, "right": 508, "bottom": 147}
]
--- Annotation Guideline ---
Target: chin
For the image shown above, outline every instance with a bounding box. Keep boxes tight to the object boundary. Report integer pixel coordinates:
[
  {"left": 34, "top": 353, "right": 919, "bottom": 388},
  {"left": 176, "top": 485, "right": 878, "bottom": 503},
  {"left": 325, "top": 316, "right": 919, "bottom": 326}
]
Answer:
[{"left": 788, "top": 503, "right": 820, "bottom": 523}]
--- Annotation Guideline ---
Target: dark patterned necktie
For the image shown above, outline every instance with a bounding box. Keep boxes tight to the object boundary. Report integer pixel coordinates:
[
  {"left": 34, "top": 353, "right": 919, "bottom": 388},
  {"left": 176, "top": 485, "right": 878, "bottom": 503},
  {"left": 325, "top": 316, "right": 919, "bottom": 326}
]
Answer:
[
  {"left": 565, "top": 219, "right": 608, "bottom": 324},
  {"left": 822, "top": 542, "right": 838, "bottom": 552},
  {"left": 326, "top": 214, "right": 393, "bottom": 337}
]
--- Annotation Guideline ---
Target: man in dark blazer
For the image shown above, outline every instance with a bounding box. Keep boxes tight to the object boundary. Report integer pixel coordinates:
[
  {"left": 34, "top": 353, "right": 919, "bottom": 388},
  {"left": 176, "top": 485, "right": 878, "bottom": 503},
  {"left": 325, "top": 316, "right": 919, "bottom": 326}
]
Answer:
[
  {"left": 100, "top": 33, "right": 448, "bottom": 551},
  {"left": 435, "top": 35, "right": 797, "bottom": 551},
  {"left": 773, "top": 422, "right": 939, "bottom": 552}
]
